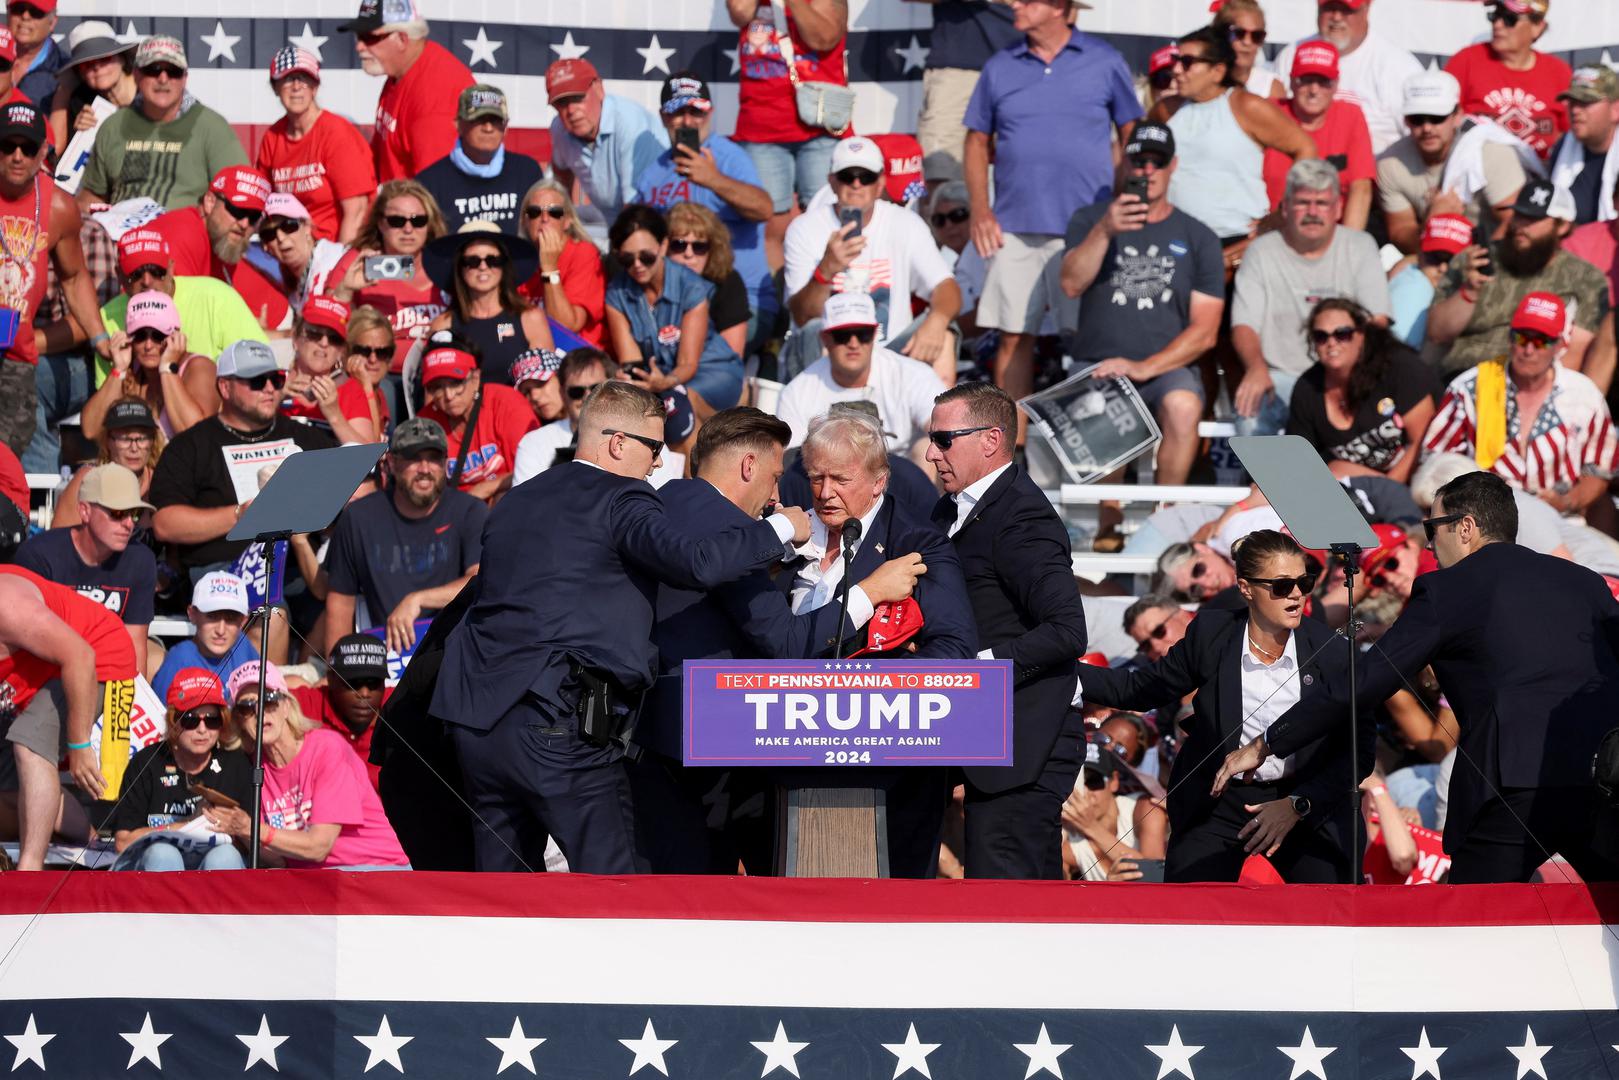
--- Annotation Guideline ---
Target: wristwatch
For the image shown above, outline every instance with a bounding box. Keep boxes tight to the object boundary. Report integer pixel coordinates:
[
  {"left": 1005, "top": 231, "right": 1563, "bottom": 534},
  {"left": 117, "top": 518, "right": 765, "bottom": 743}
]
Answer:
[
  {"left": 539, "top": 270, "right": 562, "bottom": 285},
  {"left": 1288, "top": 794, "right": 1312, "bottom": 818}
]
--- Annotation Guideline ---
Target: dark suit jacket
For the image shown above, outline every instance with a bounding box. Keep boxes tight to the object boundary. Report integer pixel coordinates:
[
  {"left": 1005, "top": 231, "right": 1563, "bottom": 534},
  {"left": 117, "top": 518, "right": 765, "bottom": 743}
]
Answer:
[
  {"left": 429, "top": 461, "right": 790, "bottom": 730},
  {"left": 784, "top": 494, "right": 978, "bottom": 661},
  {"left": 1268, "top": 542, "right": 1619, "bottom": 851},
  {"left": 1082, "top": 607, "right": 1369, "bottom": 859},
  {"left": 932, "top": 463, "right": 1087, "bottom": 791}
]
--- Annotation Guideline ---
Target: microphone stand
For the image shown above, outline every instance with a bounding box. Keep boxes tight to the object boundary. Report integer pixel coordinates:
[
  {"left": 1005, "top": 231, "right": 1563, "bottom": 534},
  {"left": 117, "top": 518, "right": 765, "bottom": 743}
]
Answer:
[
  {"left": 1330, "top": 542, "right": 1363, "bottom": 886},
  {"left": 833, "top": 520, "right": 862, "bottom": 660}
]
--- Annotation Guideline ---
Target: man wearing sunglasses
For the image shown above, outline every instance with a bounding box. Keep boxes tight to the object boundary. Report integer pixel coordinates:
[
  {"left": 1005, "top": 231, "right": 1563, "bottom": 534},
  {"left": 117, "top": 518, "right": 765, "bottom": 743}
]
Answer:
[
  {"left": 292, "top": 635, "right": 394, "bottom": 794},
  {"left": 338, "top": 0, "right": 473, "bottom": 185},
  {"left": 517, "top": 348, "right": 651, "bottom": 485},
  {"left": 4, "top": 0, "right": 60, "bottom": 112},
  {"left": 77, "top": 36, "right": 249, "bottom": 213},
  {"left": 1445, "top": 0, "right": 1568, "bottom": 162},
  {"left": 1272, "top": 0, "right": 1421, "bottom": 156},
  {"left": 325, "top": 417, "right": 485, "bottom": 656},
  {"left": 1217, "top": 471, "right": 1619, "bottom": 885},
  {"left": 418, "top": 84, "right": 543, "bottom": 236},
  {"left": 926, "top": 382, "right": 1089, "bottom": 879},
  {"left": 430, "top": 381, "right": 812, "bottom": 874},
  {"left": 149, "top": 340, "right": 336, "bottom": 584}
]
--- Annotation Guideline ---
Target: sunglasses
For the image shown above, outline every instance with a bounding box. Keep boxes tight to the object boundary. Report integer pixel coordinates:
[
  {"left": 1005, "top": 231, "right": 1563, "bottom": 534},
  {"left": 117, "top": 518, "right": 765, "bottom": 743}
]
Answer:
[
  {"left": 258, "top": 219, "right": 302, "bottom": 243},
  {"left": 1487, "top": 6, "right": 1527, "bottom": 27},
  {"left": 351, "top": 343, "right": 396, "bottom": 363},
  {"left": 231, "top": 690, "right": 288, "bottom": 717},
  {"left": 1228, "top": 27, "right": 1268, "bottom": 43},
  {"left": 827, "top": 326, "right": 876, "bottom": 347},
  {"left": 1420, "top": 251, "right": 1453, "bottom": 268},
  {"left": 126, "top": 265, "right": 168, "bottom": 284},
  {"left": 1405, "top": 113, "right": 1451, "bottom": 129},
  {"left": 0, "top": 137, "right": 38, "bottom": 159},
  {"left": 1309, "top": 326, "right": 1359, "bottom": 346},
  {"left": 237, "top": 371, "right": 289, "bottom": 392},
  {"left": 383, "top": 213, "right": 430, "bottom": 230},
  {"left": 177, "top": 708, "right": 225, "bottom": 731},
  {"left": 139, "top": 64, "right": 185, "bottom": 80},
  {"left": 835, "top": 167, "right": 880, "bottom": 187},
  {"left": 1369, "top": 554, "right": 1402, "bottom": 590},
  {"left": 343, "top": 677, "right": 386, "bottom": 693},
  {"left": 1421, "top": 513, "right": 1463, "bottom": 543},
  {"left": 1138, "top": 619, "right": 1173, "bottom": 645},
  {"left": 220, "top": 203, "right": 262, "bottom": 226},
  {"left": 615, "top": 250, "right": 658, "bottom": 270},
  {"left": 359, "top": 30, "right": 394, "bottom": 46},
  {"left": 1511, "top": 329, "right": 1557, "bottom": 350},
  {"left": 602, "top": 427, "right": 663, "bottom": 457},
  {"left": 1171, "top": 54, "right": 1219, "bottom": 69},
  {"left": 300, "top": 325, "right": 344, "bottom": 348},
  {"left": 1245, "top": 573, "right": 1319, "bottom": 599},
  {"left": 927, "top": 425, "right": 994, "bottom": 451},
  {"left": 130, "top": 328, "right": 169, "bottom": 347},
  {"left": 91, "top": 504, "right": 143, "bottom": 523},
  {"left": 931, "top": 207, "right": 970, "bottom": 227},
  {"left": 566, "top": 381, "right": 604, "bottom": 401},
  {"left": 524, "top": 204, "right": 567, "bottom": 221},
  {"left": 667, "top": 239, "right": 710, "bottom": 256},
  {"left": 459, "top": 253, "right": 509, "bottom": 271},
  {"left": 6, "top": 3, "right": 46, "bottom": 17}
]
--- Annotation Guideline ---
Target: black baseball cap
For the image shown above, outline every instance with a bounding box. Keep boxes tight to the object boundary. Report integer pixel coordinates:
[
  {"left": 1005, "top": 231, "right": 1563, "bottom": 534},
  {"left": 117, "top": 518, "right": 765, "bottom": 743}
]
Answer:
[
  {"left": 660, "top": 71, "right": 713, "bottom": 115},
  {"left": 106, "top": 397, "right": 157, "bottom": 431},
  {"left": 338, "top": 0, "right": 420, "bottom": 34},
  {"left": 328, "top": 633, "right": 389, "bottom": 683},
  {"left": 1125, "top": 123, "right": 1176, "bottom": 162},
  {"left": 0, "top": 102, "right": 46, "bottom": 147}
]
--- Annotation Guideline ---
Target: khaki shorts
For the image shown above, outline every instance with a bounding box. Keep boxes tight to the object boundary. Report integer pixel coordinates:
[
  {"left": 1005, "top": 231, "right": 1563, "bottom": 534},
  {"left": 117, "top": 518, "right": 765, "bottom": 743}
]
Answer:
[
  {"left": 2, "top": 679, "right": 105, "bottom": 763},
  {"left": 917, "top": 67, "right": 981, "bottom": 182},
  {"left": 977, "top": 232, "right": 1076, "bottom": 336}
]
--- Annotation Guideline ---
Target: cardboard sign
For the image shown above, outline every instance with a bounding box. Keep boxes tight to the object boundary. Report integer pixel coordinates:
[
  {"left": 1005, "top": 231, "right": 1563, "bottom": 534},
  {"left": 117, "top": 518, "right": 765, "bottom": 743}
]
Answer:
[
  {"left": 1019, "top": 366, "right": 1162, "bottom": 485},
  {"left": 361, "top": 619, "right": 434, "bottom": 687},
  {"left": 682, "top": 660, "right": 1013, "bottom": 768}
]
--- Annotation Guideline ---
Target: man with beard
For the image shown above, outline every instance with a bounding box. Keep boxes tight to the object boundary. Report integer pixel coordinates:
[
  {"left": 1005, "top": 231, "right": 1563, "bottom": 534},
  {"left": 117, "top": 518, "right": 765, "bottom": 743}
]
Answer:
[
  {"left": 1428, "top": 178, "right": 1610, "bottom": 377},
  {"left": 145, "top": 166, "right": 293, "bottom": 334},
  {"left": 323, "top": 417, "right": 486, "bottom": 651}
]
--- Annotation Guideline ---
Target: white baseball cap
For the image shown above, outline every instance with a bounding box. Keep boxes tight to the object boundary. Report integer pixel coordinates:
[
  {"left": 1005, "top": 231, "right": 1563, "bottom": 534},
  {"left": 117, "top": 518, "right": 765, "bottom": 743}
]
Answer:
[
  {"left": 830, "top": 137, "right": 884, "bottom": 176},
  {"left": 822, "top": 291, "right": 880, "bottom": 331},
  {"left": 1401, "top": 70, "right": 1460, "bottom": 118},
  {"left": 191, "top": 571, "right": 249, "bottom": 616}
]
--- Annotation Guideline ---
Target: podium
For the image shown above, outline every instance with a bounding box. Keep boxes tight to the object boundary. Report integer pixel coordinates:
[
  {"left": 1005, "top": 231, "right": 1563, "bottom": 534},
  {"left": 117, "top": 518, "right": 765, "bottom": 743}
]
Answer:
[{"left": 682, "top": 659, "right": 1014, "bottom": 878}]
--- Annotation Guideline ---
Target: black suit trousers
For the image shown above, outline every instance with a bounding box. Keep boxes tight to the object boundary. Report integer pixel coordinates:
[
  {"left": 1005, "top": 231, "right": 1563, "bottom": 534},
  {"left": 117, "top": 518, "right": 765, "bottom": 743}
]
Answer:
[
  {"left": 451, "top": 694, "right": 643, "bottom": 874},
  {"left": 963, "top": 710, "right": 1086, "bottom": 880},
  {"left": 1448, "top": 786, "right": 1619, "bottom": 884},
  {"left": 1166, "top": 781, "right": 1349, "bottom": 884}
]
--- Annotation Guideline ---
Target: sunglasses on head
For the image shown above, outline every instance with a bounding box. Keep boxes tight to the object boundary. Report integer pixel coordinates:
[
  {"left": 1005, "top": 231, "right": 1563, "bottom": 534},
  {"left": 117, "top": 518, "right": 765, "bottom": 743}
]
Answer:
[
  {"left": 602, "top": 427, "right": 664, "bottom": 457},
  {"left": 383, "top": 213, "right": 430, "bottom": 230},
  {"left": 231, "top": 690, "right": 287, "bottom": 717},
  {"left": 1511, "top": 329, "right": 1557, "bottom": 350},
  {"left": 237, "top": 371, "right": 288, "bottom": 392},
  {"left": 566, "top": 381, "right": 604, "bottom": 401},
  {"left": 258, "top": 219, "right": 301, "bottom": 243},
  {"left": 1309, "top": 326, "right": 1359, "bottom": 346},
  {"left": 130, "top": 328, "right": 169, "bottom": 347},
  {"left": 220, "top": 202, "right": 262, "bottom": 226},
  {"left": 178, "top": 708, "right": 225, "bottom": 731},
  {"left": 615, "top": 250, "right": 658, "bottom": 270},
  {"left": 827, "top": 326, "right": 877, "bottom": 347},
  {"left": 300, "top": 324, "right": 344, "bottom": 348},
  {"left": 351, "top": 343, "right": 396, "bottom": 363},
  {"left": 139, "top": 64, "right": 185, "bottom": 80},
  {"left": 667, "top": 239, "right": 710, "bottom": 256},
  {"left": 931, "top": 207, "right": 970, "bottom": 227},
  {"left": 524, "top": 204, "right": 566, "bottom": 220},
  {"left": 459, "top": 253, "right": 508, "bottom": 271},
  {"left": 1245, "top": 573, "right": 1319, "bottom": 599},
  {"left": 1421, "top": 513, "right": 1463, "bottom": 543},
  {"left": 126, "top": 264, "right": 168, "bottom": 284},
  {"left": 1227, "top": 26, "right": 1267, "bottom": 43},
  {"left": 835, "top": 167, "right": 880, "bottom": 188},
  {"left": 927, "top": 425, "right": 994, "bottom": 451},
  {"left": 1405, "top": 113, "right": 1451, "bottom": 129}
]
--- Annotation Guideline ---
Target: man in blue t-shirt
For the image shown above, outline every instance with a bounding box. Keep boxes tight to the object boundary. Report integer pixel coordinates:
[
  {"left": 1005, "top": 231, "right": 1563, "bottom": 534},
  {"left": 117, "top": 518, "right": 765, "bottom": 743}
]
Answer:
[
  {"left": 1059, "top": 123, "right": 1225, "bottom": 486},
  {"left": 151, "top": 570, "right": 258, "bottom": 702},
  {"left": 634, "top": 72, "right": 777, "bottom": 325},
  {"left": 910, "top": 0, "right": 1022, "bottom": 184}
]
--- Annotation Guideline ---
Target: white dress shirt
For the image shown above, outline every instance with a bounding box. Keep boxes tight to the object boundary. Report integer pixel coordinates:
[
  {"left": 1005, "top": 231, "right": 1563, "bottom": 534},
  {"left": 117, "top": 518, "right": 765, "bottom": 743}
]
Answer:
[
  {"left": 1239, "top": 629, "right": 1299, "bottom": 782},
  {"left": 949, "top": 461, "right": 1012, "bottom": 538},
  {"left": 788, "top": 498, "right": 884, "bottom": 631}
]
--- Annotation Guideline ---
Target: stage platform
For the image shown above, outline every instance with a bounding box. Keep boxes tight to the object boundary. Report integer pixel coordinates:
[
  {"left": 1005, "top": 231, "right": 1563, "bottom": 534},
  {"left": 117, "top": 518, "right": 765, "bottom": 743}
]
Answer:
[{"left": 1, "top": 874, "right": 1615, "bottom": 1077}]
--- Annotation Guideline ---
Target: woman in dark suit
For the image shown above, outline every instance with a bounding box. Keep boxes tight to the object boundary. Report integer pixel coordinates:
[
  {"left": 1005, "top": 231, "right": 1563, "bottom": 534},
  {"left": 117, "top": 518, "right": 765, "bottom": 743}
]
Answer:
[{"left": 1083, "top": 531, "right": 1367, "bottom": 883}]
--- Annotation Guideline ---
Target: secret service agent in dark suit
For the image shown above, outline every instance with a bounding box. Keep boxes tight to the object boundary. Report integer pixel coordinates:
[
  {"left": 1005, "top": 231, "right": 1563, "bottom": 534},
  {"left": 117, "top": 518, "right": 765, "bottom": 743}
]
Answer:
[
  {"left": 638, "top": 409, "right": 927, "bottom": 873},
  {"left": 1218, "top": 472, "right": 1619, "bottom": 884},
  {"left": 429, "top": 383, "right": 812, "bottom": 874},
  {"left": 925, "top": 384, "right": 1089, "bottom": 879}
]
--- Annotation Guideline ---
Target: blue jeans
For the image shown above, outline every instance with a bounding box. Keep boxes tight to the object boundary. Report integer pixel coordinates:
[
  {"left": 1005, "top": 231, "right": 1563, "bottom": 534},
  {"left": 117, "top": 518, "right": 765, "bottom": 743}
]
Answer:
[
  {"left": 738, "top": 136, "right": 839, "bottom": 213},
  {"left": 132, "top": 839, "right": 246, "bottom": 871},
  {"left": 23, "top": 352, "right": 91, "bottom": 474},
  {"left": 1232, "top": 369, "right": 1299, "bottom": 438}
]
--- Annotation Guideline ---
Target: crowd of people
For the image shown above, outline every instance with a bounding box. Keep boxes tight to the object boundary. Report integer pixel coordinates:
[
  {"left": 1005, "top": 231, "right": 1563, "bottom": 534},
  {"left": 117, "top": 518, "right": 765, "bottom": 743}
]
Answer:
[{"left": 0, "top": 0, "right": 1614, "bottom": 886}]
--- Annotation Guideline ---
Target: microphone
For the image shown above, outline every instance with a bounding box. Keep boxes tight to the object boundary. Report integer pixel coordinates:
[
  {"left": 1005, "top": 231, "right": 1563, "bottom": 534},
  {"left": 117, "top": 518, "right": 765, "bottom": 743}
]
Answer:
[
  {"left": 841, "top": 517, "right": 863, "bottom": 556},
  {"left": 834, "top": 518, "right": 863, "bottom": 660}
]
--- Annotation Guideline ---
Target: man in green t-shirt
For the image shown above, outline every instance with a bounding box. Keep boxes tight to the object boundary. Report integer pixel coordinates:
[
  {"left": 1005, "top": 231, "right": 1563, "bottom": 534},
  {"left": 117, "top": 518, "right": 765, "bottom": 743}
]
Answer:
[{"left": 76, "top": 36, "right": 247, "bottom": 212}]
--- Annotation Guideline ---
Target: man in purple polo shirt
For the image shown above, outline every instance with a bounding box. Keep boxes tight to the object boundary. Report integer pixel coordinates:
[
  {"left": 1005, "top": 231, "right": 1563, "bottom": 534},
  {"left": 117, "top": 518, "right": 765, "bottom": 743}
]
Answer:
[{"left": 964, "top": 0, "right": 1141, "bottom": 419}]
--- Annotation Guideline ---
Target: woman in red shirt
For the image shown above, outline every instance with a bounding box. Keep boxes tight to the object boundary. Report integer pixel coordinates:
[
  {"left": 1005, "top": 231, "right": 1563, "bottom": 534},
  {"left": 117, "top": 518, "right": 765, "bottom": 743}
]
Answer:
[
  {"left": 1445, "top": 0, "right": 1569, "bottom": 160},
  {"left": 1261, "top": 42, "right": 1375, "bottom": 229},
  {"left": 279, "top": 297, "right": 380, "bottom": 445},
  {"left": 255, "top": 47, "right": 376, "bottom": 243},
  {"left": 415, "top": 340, "right": 537, "bottom": 504},
  {"left": 517, "top": 178, "right": 606, "bottom": 347}
]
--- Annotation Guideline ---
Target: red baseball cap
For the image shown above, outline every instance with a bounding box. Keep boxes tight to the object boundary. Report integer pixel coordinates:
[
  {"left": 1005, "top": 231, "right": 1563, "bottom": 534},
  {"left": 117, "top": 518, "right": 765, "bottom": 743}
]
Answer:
[
  {"left": 117, "top": 228, "right": 171, "bottom": 277},
  {"left": 209, "top": 165, "right": 271, "bottom": 213},
  {"left": 422, "top": 346, "right": 476, "bottom": 385},
  {"left": 166, "top": 667, "right": 226, "bottom": 711},
  {"left": 1420, "top": 213, "right": 1473, "bottom": 257},
  {"left": 1148, "top": 43, "right": 1180, "bottom": 77},
  {"left": 1079, "top": 652, "right": 1110, "bottom": 668},
  {"left": 546, "top": 58, "right": 599, "bottom": 105},
  {"left": 1292, "top": 41, "right": 1340, "bottom": 81},
  {"left": 870, "top": 132, "right": 925, "bottom": 206},
  {"left": 1318, "top": 0, "right": 1369, "bottom": 7},
  {"left": 1512, "top": 291, "right": 1567, "bottom": 338},
  {"left": 302, "top": 296, "right": 350, "bottom": 337},
  {"left": 850, "top": 598, "right": 925, "bottom": 657},
  {"left": 0, "top": 28, "right": 16, "bottom": 64}
]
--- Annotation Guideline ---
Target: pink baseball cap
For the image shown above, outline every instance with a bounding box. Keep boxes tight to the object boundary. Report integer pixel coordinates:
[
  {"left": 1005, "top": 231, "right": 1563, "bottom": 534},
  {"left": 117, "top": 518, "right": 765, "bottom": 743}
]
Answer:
[
  {"left": 125, "top": 290, "right": 180, "bottom": 336},
  {"left": 226, "top": 661, "right": 289, "bottom": 704},
  {"left": 263, "top": 192, "right": 311, "bottom": 222}
]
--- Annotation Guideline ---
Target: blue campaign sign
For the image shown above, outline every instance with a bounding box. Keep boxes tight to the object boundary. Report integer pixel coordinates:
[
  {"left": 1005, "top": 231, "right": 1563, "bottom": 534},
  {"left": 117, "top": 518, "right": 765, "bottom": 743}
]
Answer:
[{"left": 682, "top": 660, "right": 1014, "bottom": 768}]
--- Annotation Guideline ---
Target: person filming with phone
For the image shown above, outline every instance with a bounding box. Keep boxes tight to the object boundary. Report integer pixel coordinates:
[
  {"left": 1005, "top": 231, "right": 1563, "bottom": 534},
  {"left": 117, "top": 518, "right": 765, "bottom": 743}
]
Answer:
[{"left": 1058, "top": 124, "right": 1223, "bottom": 485}]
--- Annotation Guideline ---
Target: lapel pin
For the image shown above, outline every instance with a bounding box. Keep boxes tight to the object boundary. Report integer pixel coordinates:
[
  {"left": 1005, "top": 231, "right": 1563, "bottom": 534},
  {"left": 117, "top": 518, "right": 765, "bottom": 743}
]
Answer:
[
  {"left": 1302, "top": 673, "right": 1314, "bottom": 686},
  {"left": 875, "top": 543, "right": 884, "bottom": 554}
]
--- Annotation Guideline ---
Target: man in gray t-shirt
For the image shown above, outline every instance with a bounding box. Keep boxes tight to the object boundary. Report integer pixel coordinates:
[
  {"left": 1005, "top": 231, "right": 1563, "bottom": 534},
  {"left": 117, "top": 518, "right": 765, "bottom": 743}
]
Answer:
[
  {"left": 1230, "top": 159, "right": 1391, "bottom": 436},
  {"left": 1059, "top": 123, "right": 1225, "bottom": 484}
]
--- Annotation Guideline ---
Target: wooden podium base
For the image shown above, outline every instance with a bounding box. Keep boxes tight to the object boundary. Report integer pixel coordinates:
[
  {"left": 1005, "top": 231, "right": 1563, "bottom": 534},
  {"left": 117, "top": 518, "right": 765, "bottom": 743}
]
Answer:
[{"left": 777, "top": 786, "right": 889, "bottom": 877}]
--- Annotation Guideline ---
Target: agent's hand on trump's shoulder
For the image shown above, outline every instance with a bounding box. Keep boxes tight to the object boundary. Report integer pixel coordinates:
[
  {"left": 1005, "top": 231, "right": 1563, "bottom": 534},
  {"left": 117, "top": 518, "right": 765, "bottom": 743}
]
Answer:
[
  {"left": 775, "top": 504, "right": 812, "bottom": 544},
  {"left": 1212, "top": 735, "right": 1270, "bottom": 797},
  {"left": 859, "top": 552, "right": 927, "bottom": 605}
]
